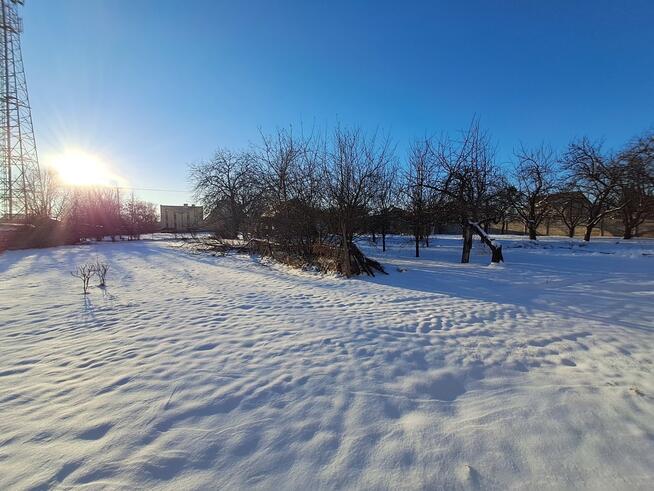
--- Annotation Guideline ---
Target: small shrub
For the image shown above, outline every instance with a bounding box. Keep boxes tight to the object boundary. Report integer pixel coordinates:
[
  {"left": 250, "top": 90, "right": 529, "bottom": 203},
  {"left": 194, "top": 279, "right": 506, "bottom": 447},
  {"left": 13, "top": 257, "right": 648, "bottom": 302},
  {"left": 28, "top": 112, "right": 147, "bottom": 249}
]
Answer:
[
  {"left": 93, "top": 259, "right": 110, "bottom": 287},
  {"left": 71, "top": 264, "right": 95, "bottom": 295}
]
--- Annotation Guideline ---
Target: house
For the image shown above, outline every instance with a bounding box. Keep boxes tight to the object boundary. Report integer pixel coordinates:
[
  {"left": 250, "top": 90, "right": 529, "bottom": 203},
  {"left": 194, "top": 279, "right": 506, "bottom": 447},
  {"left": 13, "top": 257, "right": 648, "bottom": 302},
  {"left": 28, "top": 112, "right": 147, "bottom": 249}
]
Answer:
[{"left": 160, "top": 204, "right": 203, "bottom": 232}]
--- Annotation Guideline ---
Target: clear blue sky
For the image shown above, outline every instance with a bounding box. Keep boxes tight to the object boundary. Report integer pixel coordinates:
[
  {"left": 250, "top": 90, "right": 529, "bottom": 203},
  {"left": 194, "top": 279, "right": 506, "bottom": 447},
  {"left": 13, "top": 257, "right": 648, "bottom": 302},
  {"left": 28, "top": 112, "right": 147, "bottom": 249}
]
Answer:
[{"left": 21, "top": 0, "right": 654, "bottom": 205}]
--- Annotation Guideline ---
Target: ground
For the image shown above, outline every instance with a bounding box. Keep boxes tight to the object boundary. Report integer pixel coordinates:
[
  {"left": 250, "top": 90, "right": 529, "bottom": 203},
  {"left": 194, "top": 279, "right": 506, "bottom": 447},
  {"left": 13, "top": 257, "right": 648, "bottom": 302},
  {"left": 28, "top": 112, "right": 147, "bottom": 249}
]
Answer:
[{"left": 1, "top": 235, "right": 653, "bottom": 490}]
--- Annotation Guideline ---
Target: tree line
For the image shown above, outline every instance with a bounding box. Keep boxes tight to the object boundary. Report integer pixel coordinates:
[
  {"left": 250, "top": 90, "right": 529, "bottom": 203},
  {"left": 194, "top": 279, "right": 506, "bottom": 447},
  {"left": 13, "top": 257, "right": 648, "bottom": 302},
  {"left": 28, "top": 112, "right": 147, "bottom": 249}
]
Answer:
[
  {"left": 30, "top": 176, "right": 159, "bottom": 244},
  {"left": 190, "top": 121, "right": 654, "bottom": 273}
]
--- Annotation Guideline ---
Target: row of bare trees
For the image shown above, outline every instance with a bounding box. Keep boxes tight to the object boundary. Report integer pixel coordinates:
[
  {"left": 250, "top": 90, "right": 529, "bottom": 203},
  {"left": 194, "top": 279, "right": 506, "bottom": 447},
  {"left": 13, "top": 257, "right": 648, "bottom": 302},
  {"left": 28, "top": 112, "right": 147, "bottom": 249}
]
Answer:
[
  {"left": 509, "top": 134, "right": 654, "bottom": 241},
  {"left": 190, "top": 122, "right": 654, "bottom": 272},
  {"left": 32, "top": 172, "right": 159, "bottom": 242}
]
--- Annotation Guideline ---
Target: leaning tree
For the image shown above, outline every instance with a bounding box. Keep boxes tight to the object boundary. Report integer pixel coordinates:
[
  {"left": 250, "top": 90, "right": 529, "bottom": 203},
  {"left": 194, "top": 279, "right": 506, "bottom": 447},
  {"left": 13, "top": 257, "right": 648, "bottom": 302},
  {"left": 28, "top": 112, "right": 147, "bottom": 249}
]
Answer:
[{"left": 429, "top": 121, "right": 506, "bottom": 263}]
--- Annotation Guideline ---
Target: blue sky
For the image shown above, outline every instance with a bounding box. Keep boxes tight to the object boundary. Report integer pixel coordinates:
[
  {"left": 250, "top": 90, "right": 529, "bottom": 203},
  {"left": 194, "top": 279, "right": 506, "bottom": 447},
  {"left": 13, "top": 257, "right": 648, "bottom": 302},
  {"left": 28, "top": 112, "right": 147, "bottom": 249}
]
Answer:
[{"left": 21, "top": 0, "right": 654, "bottom": 205}]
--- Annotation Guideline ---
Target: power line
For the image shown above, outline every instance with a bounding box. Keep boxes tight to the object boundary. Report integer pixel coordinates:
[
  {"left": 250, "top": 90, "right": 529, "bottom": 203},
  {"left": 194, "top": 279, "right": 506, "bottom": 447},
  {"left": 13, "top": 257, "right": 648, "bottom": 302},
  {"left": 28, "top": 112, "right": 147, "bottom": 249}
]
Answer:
[{"left": 116, "top": 186, "right": 192, "bottom": 193}]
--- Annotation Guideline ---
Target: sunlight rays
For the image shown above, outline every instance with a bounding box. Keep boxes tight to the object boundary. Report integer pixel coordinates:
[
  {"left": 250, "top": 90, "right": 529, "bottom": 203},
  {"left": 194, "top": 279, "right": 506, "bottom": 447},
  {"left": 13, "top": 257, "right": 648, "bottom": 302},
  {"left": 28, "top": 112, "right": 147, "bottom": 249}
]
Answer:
[{"left": 44, "top": 148, "right": 127, "bottom": 188}]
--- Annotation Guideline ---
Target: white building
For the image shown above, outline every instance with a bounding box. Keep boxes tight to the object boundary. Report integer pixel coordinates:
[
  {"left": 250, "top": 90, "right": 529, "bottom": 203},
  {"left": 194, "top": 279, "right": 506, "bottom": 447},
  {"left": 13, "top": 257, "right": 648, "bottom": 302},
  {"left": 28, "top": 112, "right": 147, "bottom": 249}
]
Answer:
[{"left": 160, "top": 204, "right": 203, "bottom": 232}]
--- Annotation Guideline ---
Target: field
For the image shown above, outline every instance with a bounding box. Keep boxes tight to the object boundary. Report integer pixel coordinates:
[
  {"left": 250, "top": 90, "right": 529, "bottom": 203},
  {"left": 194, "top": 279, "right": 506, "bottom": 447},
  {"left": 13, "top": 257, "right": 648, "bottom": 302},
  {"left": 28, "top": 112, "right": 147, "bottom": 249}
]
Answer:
[{"left": 1, "top": 236, "right": 653, "bottom": 489}]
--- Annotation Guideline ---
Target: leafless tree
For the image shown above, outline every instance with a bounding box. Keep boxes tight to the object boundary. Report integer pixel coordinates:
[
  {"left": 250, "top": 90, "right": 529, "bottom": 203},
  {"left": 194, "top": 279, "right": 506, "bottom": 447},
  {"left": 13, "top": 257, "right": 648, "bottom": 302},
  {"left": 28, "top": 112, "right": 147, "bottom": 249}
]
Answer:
[
  {"left": 405, "top": 138, "right": 436, "bottom": 257},
  {"left": 122, "top": 193, "right": 159, "bottom": 240},
  {"left": 190, "top": 148, "right": 261, "bottom": 239},
  {"left": 512, "top": 144, "right": 558, "bottom": 240},
  {"left": 256, "top": 127, "right": 319, "bottom": 252},
  {"left": 549, "top": 187, "right": 588, "bottom": 238},
  {"left": 88, "top": 187, "right": 123, "bottom": 240},
  {"left": 562, "top": 138, "right": 625, "bottom": 241},
  {"left": 371, "top": 160, "right": 399, "bottom": 252},
  {"left": 492, "top": 185, "right": 520, "bottom": 234},
  {"left": 33, "top": 167, "right": 68, "bottom": 219},
  {"left": 322, "top": 126, "right": 390, "bottom": 276},
  {"left": 430, "top": 121, "right": 506, "bottom": 263},
  {"left": 615, "top": 133, "right": 654, "bottom": 238},
  {"left": 60, "top": 186, "right": 124, "bottom": 241},
  {"left": 92, "top": 258, "right": 110, "bottom": 287},
  {"left": 71, "top": 264, "right": 95, "bottom": 295}
]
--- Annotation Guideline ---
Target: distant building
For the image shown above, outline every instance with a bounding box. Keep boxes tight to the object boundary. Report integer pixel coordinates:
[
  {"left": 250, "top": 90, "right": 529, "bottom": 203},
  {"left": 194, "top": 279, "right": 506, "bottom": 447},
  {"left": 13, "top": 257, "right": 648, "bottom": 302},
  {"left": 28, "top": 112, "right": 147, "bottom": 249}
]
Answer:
[{"left": 160, "top": 204, "right": 204, "bottom": 232}]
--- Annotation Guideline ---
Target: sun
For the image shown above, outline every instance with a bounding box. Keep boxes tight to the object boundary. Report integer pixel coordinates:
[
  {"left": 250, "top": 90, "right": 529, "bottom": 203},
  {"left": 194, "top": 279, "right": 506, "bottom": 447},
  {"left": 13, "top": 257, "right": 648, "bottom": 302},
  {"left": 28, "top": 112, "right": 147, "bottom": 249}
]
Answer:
[{"left": 45, "top": 149, "right": 123, "bottom": 187}]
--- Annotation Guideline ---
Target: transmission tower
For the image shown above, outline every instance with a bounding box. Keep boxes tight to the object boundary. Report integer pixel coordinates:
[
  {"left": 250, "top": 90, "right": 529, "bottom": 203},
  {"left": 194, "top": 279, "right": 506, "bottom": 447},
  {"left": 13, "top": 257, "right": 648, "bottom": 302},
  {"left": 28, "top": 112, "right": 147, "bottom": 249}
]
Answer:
[{"left": 0, "top": 0, "right": 40, "bottom": 222}]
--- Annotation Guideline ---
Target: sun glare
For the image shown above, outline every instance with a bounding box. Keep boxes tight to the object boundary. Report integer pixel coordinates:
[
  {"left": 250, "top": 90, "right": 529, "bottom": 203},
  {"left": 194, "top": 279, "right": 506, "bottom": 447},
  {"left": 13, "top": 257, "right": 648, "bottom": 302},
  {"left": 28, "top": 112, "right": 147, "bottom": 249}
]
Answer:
[{"left": 45, "top": 149, "right": 123, "bottom": 187}]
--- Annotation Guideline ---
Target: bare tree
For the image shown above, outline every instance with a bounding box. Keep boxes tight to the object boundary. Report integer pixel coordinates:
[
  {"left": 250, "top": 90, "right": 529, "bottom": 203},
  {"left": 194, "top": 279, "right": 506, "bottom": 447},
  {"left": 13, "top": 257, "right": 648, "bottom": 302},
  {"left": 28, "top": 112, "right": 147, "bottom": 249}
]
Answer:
[
  {"left": 190, "top": 149, "right": 261, "bottom": 239},
  {"left": 431, "top": 121, "right": 506, "bottom": 263},
  {"left": 60, "top": 186, "right": 123, "bottom": 242},
  {"left": 371, "top": 160, "right": 399, "bottom": 252},
  {"left": 122, "top": 193, "right": 159, "bottom": 240},
  {"left": 256, "top": 127, "right": 317, "bottom": 252},
  {"left": 492, "top": 185, "right": 520, "bottom": 234},
  {"left": 323, "top": 126, "right": 390, "bottom": 276},
  {"left": 549, "top": 187, "right": 589, "bottom": 238},
  {"left": 93, "top": 258, "right": 110, "bottom": 287},
  {"left": 562, "top": 138, "right": 624, "bottom": 241},
  {"left": 71, "top": 264, "right": 95, "bottom": 295},
  {"left": 512, "top": 144, "right": 558, "bottom": 240},
  {"left": 33, "top": 167, "right": 68, "bottom": 219},
  {"left": 293, "top": 135, "right": 325, "bottom": 246},
  {"left": 615, "top": 134, "right": 654, "bottom": 239},
  {"left": 88, "top": 187, "right": 123, "bottom": 240},
  {"left": 405, "top": 138, "right": 435, "bottom": 257}
]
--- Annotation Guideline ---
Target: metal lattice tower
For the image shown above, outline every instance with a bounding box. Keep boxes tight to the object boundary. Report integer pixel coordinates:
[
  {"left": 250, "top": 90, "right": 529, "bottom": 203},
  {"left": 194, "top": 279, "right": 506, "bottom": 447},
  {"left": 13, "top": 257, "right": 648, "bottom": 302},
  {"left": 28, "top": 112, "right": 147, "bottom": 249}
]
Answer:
[{"left": 0, "top": 0, "right": 40, "bottom": 222}]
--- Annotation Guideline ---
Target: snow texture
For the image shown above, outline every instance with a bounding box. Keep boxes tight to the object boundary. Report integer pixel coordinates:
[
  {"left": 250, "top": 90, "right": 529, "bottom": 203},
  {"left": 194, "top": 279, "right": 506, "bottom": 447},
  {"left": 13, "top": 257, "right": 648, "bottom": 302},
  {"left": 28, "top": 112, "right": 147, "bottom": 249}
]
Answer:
[{"left": 0, "top": 235, "right": 653, "bottom": 489}]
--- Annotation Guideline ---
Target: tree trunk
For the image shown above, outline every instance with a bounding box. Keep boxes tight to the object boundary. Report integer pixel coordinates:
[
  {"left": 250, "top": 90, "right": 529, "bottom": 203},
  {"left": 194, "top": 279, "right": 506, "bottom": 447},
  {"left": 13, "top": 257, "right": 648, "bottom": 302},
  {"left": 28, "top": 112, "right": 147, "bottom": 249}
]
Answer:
[
  {"left": 568, "top": 225, "right": 575, "bottom": 238},
  {"left": 528, "top": 226, "right": 537, "bottom": 240},
  {"left": 623, "top": 225, "right": 633, "bottom": 240},
  {"left": 382, "top": 232, "right": 386, "bottom": 252},
  {"left": 347, "top": 242, "right": 387, "bottom": 276},
  {"left": 341, "top": 224, "right": 351, "bottom": 277},
  {"left": 461, "top": 223, "right": 473, "bottom": 264},
  {"left": 583, "top": 224, "right": 593, "bottom": 242},
  {"left": 468, "top": 221, "right": 504, "bottom": 263},
  {"left": 415, "top": 233, "right": 420, "bottom": 257}
]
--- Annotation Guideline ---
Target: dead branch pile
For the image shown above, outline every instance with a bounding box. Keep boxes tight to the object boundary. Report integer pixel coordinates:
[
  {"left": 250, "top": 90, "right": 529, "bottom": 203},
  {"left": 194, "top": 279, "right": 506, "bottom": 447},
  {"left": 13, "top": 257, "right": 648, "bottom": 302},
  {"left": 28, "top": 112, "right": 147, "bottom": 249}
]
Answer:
[{"left": 189, "top": 235, "right": 386, "bottom": 276}]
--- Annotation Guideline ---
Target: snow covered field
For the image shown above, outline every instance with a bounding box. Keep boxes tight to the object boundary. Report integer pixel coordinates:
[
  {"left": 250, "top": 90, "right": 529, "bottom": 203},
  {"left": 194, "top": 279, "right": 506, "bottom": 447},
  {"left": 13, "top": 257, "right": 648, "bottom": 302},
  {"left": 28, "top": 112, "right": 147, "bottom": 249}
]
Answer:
[{"left": 1, "top": 235, "right": 653, "bottom": 490}]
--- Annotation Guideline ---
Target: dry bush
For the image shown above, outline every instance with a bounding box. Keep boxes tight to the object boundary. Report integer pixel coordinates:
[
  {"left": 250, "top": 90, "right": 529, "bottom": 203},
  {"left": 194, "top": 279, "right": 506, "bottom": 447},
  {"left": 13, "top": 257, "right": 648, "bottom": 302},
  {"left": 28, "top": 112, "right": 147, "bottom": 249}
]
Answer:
[
  {"left": 71, "top": 264, "right": 95, "bottom": 295},
  {"left": 93, "top": 259, "right": 110, "bottom": 287}
]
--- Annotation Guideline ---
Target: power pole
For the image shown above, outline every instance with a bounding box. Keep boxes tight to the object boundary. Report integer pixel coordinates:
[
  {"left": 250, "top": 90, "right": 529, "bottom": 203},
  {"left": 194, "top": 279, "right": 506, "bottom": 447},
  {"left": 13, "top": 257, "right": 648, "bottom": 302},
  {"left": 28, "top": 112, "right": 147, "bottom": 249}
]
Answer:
[{"left": 0, "top": 0, "right": 40, "bottom": 222}]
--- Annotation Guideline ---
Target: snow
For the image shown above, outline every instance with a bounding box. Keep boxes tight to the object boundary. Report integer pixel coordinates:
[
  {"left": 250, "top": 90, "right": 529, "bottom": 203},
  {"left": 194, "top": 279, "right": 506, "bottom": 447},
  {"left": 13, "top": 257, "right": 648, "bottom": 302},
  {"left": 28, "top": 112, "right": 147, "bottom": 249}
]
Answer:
[{"left": 1, "top": 235, "right": 653, "bottom": 489}]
